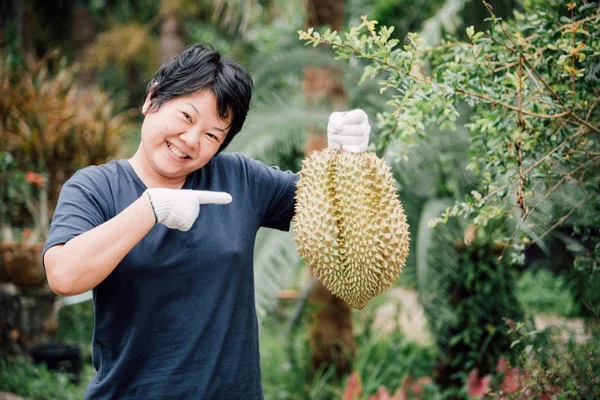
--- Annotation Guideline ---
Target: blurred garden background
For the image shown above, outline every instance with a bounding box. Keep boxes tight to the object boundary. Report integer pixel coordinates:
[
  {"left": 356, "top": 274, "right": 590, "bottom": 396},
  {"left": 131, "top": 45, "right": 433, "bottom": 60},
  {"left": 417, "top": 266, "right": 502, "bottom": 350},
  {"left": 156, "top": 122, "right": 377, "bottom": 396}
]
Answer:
[{"left": 0, "top": 0, "right": 599, "bottom": 398}]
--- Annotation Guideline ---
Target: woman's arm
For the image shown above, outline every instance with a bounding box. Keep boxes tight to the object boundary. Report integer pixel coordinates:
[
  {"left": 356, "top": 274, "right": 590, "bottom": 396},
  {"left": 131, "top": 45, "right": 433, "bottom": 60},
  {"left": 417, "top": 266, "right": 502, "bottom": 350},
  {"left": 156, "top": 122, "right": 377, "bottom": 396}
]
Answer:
[
  {"left": 44, "top": 188, "right": 233, "bottom": 296},
  {"left": 44, "top": 193, "right": 155, "bottom": 296}
]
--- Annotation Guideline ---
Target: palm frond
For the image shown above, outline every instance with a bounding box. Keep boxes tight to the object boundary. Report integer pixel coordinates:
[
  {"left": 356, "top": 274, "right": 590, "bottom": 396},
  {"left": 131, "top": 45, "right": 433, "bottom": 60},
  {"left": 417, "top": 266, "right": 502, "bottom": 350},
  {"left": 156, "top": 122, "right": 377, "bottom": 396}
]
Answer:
[
  {"left": 416, "top": 198, "right": 464, "bottom": 357},
  {"left": 505, "top": 183, "right": 590, "bottom": 257},
  {"left": 227, "top": 95, "right": 331, "bottom": 161},
  {"left": 251, "top": 46, "right": 346, "bottom": 88},
  {"left": 211, "top": 0, "right": 262, "bottom": 33},
  {"left": 419, "top": 0, "right": 466, "bottom": 46},
  {"left": 254, "top": 227, "right": 301, "bottom": 317},
  {"left": 386, "top": 107, "right": 475, "bottom": 199}
]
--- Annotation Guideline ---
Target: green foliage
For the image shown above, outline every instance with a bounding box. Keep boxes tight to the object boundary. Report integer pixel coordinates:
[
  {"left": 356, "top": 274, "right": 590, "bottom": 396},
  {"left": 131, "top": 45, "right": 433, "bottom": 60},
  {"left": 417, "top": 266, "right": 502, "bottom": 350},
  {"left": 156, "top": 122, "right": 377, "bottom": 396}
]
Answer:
[
  {"left": 260, "top": 306, "right": 437, "bottom": 399},
  {"left": 0, "top": 301, "right": 93, "bottom": 399},
  {"left": 371, "top": 0, "right": 447, "bottom": 40},
  {"left": 83, "top": 0, "right": 162, "bottom": 26},
  {"left": 0, "top": 51, "right": 136, "bottom": 237},
  {"left": 348, "top": 331, "right": 437, "bottom": 398},
  {"left": 445, "top": 244, "right": 523, "bottom": 373},
  {"left": 417, "top": 200, "right": 524, "bottom": 388},
  {"left": 253, "top": 228, "right": 302, "bottom": 317},
  {"left": 566, "top": 267, "right": 600, "bottom": 325},
  {"left": 0, "top": 357, "right": 95, "bottom": 400},
  {"left": 389, "top": 108, "right": 475, "bottom": 289},
  {"left": 299, "top": 0, "right": 600, "bottom": 273},
  {"left": 492, "top": 319, "right": 600, "bottom": 399},
  {"left": 82, "top": 22, "right": 159, "bottom": 105},
  {"left": 3, "top": 298, "right": 438, "bottom": 400},
  {"left": 0, "top": 152, "right": 34, "bottom": 234},
  {"left": 55, "top": 302, "right": 95, "bottom": 347},
  {"left": 259, "top": 315, "right": 317, "bottom": 399},
  {"left": 516, "top": 269, "right": 578, "bottom": 317}
]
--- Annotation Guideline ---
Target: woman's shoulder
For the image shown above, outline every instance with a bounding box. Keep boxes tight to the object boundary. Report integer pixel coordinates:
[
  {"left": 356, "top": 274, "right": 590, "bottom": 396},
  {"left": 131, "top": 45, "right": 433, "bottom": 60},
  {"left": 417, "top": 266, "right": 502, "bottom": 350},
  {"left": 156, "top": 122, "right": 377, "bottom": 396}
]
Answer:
[
  {"left": 210, "top": 151, "right": 251, "bottom": 166},
  {"left": 67, "top": 159, "right": 128, "bottom": 187},
  {"left": 206, "top": 152, "right": 259, "bottom": 175},
  {"left": 210, "top": 152, "right": 276, "bottom": 172}
]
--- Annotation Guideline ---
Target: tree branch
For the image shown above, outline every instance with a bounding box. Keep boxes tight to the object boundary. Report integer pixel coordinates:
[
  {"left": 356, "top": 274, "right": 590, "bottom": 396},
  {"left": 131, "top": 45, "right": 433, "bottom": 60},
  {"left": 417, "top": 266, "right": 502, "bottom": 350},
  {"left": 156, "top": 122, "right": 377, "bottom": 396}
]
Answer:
[
  {"left": 586, "top": 95, "right": 600, "bottom": 122},
  {"left": 482, "top": 1, "right": 600, "bottom": 135},
  {"left": 530, "top": 193, "right": 591, "bottom": 245},
  {"left": 316, "top": 39, "right": 571, "bottom": 120},
  {"left": 524, "top": 155, "right": 600, "bottom": 219},
  {"left": 521, "top": 123, "right": 582, "bottom": 176}
]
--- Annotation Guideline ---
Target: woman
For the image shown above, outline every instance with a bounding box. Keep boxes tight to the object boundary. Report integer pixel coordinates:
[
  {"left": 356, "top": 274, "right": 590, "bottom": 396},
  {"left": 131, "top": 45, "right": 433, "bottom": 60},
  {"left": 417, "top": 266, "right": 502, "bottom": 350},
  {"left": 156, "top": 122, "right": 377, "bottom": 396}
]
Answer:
[{"left": 43, "top": 43, "right": 370, "bottom": 399}]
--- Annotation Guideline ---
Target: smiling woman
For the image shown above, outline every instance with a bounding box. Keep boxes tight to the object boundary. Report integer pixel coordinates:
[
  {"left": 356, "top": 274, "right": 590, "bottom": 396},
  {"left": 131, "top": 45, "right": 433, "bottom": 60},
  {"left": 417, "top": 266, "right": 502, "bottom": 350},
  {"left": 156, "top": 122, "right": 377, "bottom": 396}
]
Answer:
[
  {"left": 41, "top": 42, "right": 371, "bottom": 399},
  {"left": 131, "top": 89, "right": 231, "bottom": 188},
  {"left": 127, "top": 44, "right": 252, "bottom": 189}
]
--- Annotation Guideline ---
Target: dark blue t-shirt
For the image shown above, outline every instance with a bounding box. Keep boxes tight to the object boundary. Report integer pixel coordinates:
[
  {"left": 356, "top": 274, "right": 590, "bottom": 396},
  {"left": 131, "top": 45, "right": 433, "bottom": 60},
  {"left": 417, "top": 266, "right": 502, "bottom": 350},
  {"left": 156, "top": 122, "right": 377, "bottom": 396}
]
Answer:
[{"left": 43, "top": 153, "right": 298, "bottom": 399}]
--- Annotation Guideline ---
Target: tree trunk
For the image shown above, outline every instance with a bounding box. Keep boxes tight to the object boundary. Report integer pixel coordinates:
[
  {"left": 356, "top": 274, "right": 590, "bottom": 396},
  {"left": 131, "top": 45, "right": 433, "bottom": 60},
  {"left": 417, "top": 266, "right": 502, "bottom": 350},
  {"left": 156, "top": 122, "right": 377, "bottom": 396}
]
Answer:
[
  {"left": 16, "top": 0, "right": 34, "bottom": 55},
  {"left": 303, "top": 0, "right": 356, "bottom": 377},
  {"left": 307, "top": 280, "right": 355, "bottom": 377},
  {"left": 72, "top": 5, "right": 97, "bottom": 86},
  {"left": 160, "top": 14, "right": 184, "bottom": 64}
]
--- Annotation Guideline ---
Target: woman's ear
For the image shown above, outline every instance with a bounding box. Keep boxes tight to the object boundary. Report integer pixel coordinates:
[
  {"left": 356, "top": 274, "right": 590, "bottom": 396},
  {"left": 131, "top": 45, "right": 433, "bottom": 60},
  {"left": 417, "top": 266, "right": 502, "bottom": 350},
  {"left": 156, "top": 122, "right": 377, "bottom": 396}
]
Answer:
[{"left": 142, "top": 83, "right": 158, "bottom": 115}]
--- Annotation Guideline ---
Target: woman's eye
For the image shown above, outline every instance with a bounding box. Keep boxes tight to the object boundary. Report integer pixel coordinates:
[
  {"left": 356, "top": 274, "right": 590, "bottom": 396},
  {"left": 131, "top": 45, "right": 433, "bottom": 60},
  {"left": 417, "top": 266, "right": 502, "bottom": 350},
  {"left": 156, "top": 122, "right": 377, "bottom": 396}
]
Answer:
[
  {"left": 207, "top": 133, "right": 218, "bottom": 141},
  {"left": 182, "top": 112, "right": 192, "bottom": 122}
]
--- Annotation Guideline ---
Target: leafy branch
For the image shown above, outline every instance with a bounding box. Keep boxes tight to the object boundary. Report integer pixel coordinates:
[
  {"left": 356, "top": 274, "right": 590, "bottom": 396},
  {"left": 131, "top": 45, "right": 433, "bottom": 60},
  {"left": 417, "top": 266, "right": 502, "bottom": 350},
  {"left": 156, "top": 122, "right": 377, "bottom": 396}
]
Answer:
[
  {"left": 298, "top": 23, "right": 572, "bottom": 122},
  {"left": 481, "top": 1, "right": 600, "bottom": 135},
  {"left": 298, "top": 1, "right": 599, "bottom": 269}
]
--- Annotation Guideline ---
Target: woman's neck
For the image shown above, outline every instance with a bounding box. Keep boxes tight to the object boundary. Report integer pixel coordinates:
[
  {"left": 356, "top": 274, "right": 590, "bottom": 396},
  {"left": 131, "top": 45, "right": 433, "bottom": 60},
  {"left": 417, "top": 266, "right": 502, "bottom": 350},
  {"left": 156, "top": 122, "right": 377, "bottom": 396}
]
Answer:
[{"left": 128, "top": 148, "right": 186, "bottom": 189}]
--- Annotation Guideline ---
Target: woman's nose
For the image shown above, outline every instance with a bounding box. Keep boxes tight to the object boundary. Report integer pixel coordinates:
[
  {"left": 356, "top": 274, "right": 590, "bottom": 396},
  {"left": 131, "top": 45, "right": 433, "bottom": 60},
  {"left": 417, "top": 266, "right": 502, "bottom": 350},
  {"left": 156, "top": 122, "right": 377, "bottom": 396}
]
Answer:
[{"left": 179, "top": 128, "right": 201, "bottom": 149}]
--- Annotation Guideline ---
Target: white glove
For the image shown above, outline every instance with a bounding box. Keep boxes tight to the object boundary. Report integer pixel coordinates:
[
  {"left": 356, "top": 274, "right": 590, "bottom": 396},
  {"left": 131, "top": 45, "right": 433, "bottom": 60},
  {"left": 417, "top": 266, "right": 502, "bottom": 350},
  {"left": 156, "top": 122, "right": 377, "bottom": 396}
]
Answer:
[
  {"left": 327, "top": 109, "right": 370, "bottom": 153},
  {"left": 145, "top": 188, "right": 232, "bottom": 231}
]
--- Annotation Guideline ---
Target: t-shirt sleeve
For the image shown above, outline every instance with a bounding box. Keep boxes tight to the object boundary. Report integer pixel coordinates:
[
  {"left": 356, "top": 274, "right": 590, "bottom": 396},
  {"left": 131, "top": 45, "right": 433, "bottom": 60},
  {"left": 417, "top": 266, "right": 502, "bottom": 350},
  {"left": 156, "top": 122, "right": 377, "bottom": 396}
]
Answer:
[
  {"left": 245, "top": 157, "right": 299, "bottom": 231},
  {"left": 43, "top": 167, "right": 111, "bottom": 264}
]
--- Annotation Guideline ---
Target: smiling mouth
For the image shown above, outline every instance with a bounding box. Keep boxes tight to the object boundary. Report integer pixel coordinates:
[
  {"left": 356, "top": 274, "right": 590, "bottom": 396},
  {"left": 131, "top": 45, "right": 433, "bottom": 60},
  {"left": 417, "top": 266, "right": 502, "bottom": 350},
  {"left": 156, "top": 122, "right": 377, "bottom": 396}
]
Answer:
[{"left": 167, "top": 141, "right": 190, "bottom": 159}]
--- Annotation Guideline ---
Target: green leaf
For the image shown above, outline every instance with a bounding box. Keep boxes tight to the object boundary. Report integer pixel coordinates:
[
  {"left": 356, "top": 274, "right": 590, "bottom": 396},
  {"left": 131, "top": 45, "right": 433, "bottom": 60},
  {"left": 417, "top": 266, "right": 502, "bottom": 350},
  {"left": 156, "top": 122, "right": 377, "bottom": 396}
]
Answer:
[{"left": 467, "top": 26, "right": 475, "bottom": 39}]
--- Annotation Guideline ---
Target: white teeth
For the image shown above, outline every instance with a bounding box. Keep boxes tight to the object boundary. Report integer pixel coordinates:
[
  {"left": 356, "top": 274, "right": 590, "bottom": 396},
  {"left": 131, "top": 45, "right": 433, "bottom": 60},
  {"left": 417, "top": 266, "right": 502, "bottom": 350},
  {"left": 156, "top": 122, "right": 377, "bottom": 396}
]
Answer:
[{"left": 167, "top": 142, "right": 186, "bottom": 158}]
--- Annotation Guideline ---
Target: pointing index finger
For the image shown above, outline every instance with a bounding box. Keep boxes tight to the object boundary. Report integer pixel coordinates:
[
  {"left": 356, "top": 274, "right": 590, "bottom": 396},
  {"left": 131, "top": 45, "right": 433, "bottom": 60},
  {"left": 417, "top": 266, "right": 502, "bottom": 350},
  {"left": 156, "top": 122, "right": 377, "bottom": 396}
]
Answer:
[{"left": 195, "top": 191, "right": 233, "bottom": 205}]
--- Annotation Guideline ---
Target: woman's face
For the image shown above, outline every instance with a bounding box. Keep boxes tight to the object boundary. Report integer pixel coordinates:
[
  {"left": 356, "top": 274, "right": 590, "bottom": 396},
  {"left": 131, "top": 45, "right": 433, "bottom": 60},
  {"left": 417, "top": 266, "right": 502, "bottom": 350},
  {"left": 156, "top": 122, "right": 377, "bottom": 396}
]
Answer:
[{"left": 138, "top": 89, "right": 231, "bottom": 185}]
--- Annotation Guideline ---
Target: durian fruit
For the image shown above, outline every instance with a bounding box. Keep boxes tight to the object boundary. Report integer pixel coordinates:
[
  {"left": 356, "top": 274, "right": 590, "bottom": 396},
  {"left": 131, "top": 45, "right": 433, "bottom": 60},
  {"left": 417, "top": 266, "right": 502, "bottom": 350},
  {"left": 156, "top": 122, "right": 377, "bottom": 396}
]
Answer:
[{"left": 293, "top": 148, "right": 410, "bottom": 309}]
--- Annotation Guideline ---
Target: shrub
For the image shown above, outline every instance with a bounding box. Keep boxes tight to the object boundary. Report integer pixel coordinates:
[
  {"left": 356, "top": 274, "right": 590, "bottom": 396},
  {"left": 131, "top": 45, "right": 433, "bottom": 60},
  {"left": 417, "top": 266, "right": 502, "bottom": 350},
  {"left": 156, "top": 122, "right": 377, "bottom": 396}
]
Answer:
[
  {"left": 0, "top": 51, "right": 135, "bottom": 240},
  {"left": 260, "top": 311, "right": 437, "bottom": 399},
  {"left": 487, "top": 319, "right": 600, "bottom": 399},
  {"left": 0, "top": 356, "right": 94, "bottom": 400},
  {"left": 55, "top": 301, "right": 95, "bottom": 347},
  {"left": 516, "top": 269, "right": 578, "bottom": 317}
]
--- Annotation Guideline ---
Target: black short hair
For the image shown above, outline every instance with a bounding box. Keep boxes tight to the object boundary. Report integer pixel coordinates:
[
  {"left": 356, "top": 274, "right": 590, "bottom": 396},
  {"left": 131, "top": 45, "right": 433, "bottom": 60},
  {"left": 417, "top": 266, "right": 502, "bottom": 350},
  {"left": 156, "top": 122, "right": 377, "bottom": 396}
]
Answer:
[{"left": 144, "top": 43, "right": 253, "bottom": 152}]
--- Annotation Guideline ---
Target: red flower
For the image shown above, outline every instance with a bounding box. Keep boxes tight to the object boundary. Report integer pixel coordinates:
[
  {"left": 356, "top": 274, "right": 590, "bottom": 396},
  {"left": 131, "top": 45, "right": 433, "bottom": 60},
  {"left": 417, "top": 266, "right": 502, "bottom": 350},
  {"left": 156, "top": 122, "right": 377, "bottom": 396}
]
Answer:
[
  {"left": 496, "top": 356, "right": 510, "bottom": 373},
  {"left": 411, "top": 377, "right": 432, "bottom": 395},
  {"left": 22, "top": 228, "right": 32, "bottom": 240},
  {"left": 496, "top": 357, "right": 520, "bottom": 394},
  {"left": 25, "top": 171, "right": 45, "bottom": 188},
  {"left": 392, "top": 375, "right": 432, "bottom": 400},
  {"left": 343, "top": 372, "right": 362, "bottom": 400},
  {"left": 500, "top": 367, "right": 520, "bottom": 394},
  {"left": 25, "top": 171, "right": 37, "bottom": 183},
  {"left": 467, "top": 368, "right": 492, "bottom": 399},
  {"left": 375, "top": 386, "right": 393, "bottom": 400}
]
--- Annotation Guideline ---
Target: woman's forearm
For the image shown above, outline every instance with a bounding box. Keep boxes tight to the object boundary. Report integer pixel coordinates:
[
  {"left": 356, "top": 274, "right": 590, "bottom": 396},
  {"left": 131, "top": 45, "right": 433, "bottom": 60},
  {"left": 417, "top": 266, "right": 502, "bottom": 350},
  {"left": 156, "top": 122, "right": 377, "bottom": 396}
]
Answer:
[{"left": 44, "top": 193, "right": 156, "bottom": 296}]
